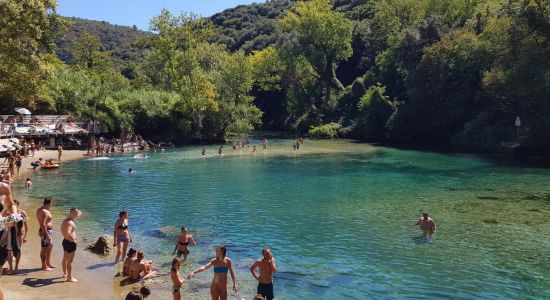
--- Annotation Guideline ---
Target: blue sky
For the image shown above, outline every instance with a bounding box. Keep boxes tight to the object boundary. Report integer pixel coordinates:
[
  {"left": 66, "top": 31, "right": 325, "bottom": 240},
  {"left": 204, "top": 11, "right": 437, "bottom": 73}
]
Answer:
[{"left": 57, "top": 0, "right": 265, "bottom": 31}]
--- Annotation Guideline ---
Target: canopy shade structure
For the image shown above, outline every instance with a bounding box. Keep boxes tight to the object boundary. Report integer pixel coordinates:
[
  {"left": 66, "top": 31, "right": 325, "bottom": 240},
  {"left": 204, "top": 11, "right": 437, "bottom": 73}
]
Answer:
[{"left": 15, "top": 107, "right": 32, "bottom": 115}]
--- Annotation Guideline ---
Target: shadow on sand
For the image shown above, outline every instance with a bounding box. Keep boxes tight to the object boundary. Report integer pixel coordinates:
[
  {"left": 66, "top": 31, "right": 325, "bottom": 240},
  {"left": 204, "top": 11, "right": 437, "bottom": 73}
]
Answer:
[
  {"left": 22, "top": 277, "right": 66, "bottom": 288},
  {"left": 3, "top": 267, "right": 42, "bottom": 276},
  {"left": 86, "top": 262, "right": 116, "bottom": 270}
]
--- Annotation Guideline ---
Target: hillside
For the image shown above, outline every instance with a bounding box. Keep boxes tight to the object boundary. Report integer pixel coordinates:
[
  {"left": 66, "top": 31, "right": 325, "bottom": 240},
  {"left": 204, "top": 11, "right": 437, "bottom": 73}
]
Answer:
[{"left": 56, "top": 17, "right": 152, "bottom": 64}]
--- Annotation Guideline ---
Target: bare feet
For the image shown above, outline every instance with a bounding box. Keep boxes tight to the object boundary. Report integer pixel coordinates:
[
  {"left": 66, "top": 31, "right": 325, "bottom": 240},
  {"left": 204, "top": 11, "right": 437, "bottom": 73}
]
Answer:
[
  {"left": 67, "top": 277, "right": 78, "bottom": 282},
  {"left": 63, "top": 273, "right": 68, "bottom": 278},
  {"left": 42, "top": 266, "right": 53, "bottom": 271},
  {"left": 47, "top": 264, "right": 57, "bottom": 269}
]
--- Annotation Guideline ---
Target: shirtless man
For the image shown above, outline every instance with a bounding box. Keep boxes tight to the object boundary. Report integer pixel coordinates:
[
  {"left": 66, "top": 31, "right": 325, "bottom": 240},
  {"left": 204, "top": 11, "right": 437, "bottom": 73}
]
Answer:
[
  {"left": 415, "top": 212, "right": 437, "bottom": 235},
  {"left": 36, "top": 197, "right": 55, "bottom": 270},
  {"left": 60, "top": 208, "right": 81, "bottom": 282},
  {"left": 57, "top": 144, "right": 63, "bottom": 162},
  {"left": 250, "top": 248, "right": 277, "bottom": 300}
]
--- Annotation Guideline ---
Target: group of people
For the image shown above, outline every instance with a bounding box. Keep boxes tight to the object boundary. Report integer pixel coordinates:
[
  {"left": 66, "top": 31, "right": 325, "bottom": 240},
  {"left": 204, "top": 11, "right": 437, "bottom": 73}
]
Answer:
[
  {"left": 113, "top": 217, "right": 277, "bottom": 300},
  {"left": 87, "top": 135, "right": 151, "bottom": 157}
]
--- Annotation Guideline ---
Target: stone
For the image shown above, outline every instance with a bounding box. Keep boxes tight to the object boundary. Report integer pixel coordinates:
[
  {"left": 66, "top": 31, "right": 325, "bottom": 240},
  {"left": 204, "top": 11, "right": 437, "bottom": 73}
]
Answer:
[{"left": 86, "top": 235, "right": 113, "bottom": 256}]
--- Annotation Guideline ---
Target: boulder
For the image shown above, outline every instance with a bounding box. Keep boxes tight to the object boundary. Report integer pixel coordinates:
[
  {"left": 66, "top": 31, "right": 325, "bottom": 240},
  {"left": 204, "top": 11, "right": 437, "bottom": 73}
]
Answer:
[{"left": 86, "top": 235, "right": 113, "bottom": 256}]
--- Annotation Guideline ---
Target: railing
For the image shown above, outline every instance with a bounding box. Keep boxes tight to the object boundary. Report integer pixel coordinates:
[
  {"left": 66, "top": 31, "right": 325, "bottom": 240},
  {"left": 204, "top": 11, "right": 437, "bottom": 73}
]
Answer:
[{"left": 0, "top": 122, "right": 99, "bottom": 137}]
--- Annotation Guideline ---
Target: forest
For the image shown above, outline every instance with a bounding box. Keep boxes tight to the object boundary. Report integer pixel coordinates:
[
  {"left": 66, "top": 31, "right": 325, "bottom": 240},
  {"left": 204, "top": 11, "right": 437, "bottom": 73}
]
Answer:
[{"left": 0, "top": 0, "right": 549, "bottom": 156}]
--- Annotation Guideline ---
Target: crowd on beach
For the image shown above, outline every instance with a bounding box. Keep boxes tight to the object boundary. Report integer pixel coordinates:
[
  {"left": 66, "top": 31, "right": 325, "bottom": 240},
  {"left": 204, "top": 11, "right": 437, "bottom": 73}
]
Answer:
[{"left": 0, "top": 136, "right": 439, "bottom": 300}]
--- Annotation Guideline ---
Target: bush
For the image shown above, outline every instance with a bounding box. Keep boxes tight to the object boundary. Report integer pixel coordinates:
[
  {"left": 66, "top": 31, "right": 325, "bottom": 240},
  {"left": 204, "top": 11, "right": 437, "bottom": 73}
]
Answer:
[{"left": 308, "top": 122, "right": 342, "bottom": 139}]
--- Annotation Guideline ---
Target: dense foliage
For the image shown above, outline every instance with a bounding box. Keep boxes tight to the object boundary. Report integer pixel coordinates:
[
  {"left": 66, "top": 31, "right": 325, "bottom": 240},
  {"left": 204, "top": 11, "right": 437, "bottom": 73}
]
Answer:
[{"left": 1, "top": 0, "right": 549, "bottom": 156}]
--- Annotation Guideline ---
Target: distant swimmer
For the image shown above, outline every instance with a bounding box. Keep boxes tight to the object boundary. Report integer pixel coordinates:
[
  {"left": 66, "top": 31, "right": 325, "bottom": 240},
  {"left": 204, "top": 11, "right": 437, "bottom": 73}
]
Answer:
[
  {"left": 415, "top": 212, "right": 437, "bottom": 235},
  {"left": 219, "top": 145, "right": 224, "bottom": 156},
  {"left": 250, "top": 248, "right": 277, "bottom": 300},
  {"left": 262, "top": 138, "right": 268, "bottom": 150},
  {"left": 60, "top": 207, "right": 81, "bottom": 282},
  {"left": 172, "top": 226, "right": 196, "bottom": 262},
  {"left": 128, "top": 168, "right": 133, "bottom": 173},
  {"left": 25, "top": 178, "right": 32, "bottom": 190},
  {"left": 202, "top": 147, "right": 206, "bottom": 156}
]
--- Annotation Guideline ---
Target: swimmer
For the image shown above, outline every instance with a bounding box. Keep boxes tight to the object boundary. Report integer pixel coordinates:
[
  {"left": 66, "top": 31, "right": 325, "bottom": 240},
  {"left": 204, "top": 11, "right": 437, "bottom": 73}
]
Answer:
[
  {"left": 262, "top": 138, "right": 268, "bottom": 150},
  {"left": 250, "top": 248, "right": 277, "bottom": 300},
  {"left": 170, "top": 258, "right": 187, "bottom": 300},
  {"left": 129, "top": 168, "right": 133, "bottom": 173},
  {"left": 114, "top": 211, "right": 132, "bottom": 263},
  {"left": 25, "top": 178, "right": 32, "bottom": 190},
  {"left": 187, "top": 246, "right": 238, "bottom": 300},
  {"left": 172, "top": 226, "right": 196, "bottom": 261},
  {"left": 414, "top": 212, "right": 437, "bottom": 235},
  {"left": 36, "top": 197, "right": 54, "bottom": 270},
  {"left": 60, "top": 207, "right": 81, "bottom": 282}
]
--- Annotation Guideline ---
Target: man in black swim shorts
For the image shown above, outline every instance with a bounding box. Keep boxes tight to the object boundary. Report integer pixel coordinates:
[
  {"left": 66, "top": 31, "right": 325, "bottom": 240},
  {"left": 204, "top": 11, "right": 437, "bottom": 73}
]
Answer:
[{"left": 60, "top": 208, "right": 81, "bottom": 282}]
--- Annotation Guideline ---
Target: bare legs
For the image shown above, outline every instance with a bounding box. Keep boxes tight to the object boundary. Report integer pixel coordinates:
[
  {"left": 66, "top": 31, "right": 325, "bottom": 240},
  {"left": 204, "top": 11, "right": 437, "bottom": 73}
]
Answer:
[
  {"left": 40, "top": 245, "right": 54, "bottom": 271},
  {"left": 62, "top": 251, "right": 77, "bottom": 282},
  {"left": 115, "top": 240, "right": 129, "bottom": 263}
]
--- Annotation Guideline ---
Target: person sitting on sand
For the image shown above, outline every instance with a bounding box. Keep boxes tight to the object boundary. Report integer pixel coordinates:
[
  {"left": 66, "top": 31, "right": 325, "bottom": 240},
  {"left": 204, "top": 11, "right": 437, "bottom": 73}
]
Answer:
[
  {"left": 128, "top": 250, "right": 155, "bottom": 280},
  {"left": 415, "top": 212, "right": 437, "bottom": 235},
  {"left": 123, "top": 248, "right": 137, "bottom": 276},
  {"left": 125, "top": 291, "right": 144, "bottom": 300},
  {"left": 170, "top": 258, "right": 187, "bottom": 300},
  {"left": 187, "top": 246, "right": 238, "bottom": 300},
  {"left": 172, "top": 226, "right": 196, "bottom": 262},
  {"left": 114, "top": 211, "right": 132, "bottom": 263},
  {"left": 25, "top": 178, "right": 32, "bottom": 190}
]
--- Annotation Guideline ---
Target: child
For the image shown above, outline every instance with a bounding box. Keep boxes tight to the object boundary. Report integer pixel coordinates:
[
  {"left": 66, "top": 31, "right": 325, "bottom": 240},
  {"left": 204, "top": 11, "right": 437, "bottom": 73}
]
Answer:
[{"left": 25, "top": 178, "right": 32, "bottom": 190}]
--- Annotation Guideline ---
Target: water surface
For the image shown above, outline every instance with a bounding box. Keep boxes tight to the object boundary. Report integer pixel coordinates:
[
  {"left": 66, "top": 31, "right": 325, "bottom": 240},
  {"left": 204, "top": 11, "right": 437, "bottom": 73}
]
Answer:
[{"left": 19, "top": 140, "right": 550, "bottom": 299}]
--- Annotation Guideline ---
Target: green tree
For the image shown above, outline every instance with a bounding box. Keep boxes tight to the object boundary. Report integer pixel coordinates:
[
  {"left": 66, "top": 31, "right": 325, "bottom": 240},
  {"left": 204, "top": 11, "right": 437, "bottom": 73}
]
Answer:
[
  {"left": 355, "top": 84, "right": 395, "bottom": 140},
  {"left": 0, "top": 0, "right": 67, "bottom": 109}
]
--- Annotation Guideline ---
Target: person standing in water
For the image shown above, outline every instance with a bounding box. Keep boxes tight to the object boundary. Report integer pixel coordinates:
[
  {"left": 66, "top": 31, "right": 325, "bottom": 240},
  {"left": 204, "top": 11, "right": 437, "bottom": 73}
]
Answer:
[
  {"left": 218, "top": 145, "right": 224, "bottom": 156},
  {"left": 114, "top": 211, "right": 132, "bottom": 263},
  {"left": 202, "top": 147, "right": 207, "bottom": 156},
  {"left": 36, "top": 197, "right": 54, "bottom": 270},
  {"left": 172, "top": 226, "right": 196, "bottom": 261},
  {"left": 262, "top": 138, "right": 268, "bottom": 150},
  {"left": 170, "top": 258, "right": 187, "bottom": 300},
  {"left": 25, "top": 178, "right": 32, "bottom": 190},
  {"left": 415, "top": 212, "right": 437, "bottom": 235},
  {"left": 60, "top": 207, "right": 81, "bottom": 282},
  {"left": 187, "top": 246, "right": 238, "bottom": 300},
  {"left": 57, "top": 144, "right": 63, "bottom": 162},
  {"left": 250, "top": 248, "right": 277, "bottom": 300}
]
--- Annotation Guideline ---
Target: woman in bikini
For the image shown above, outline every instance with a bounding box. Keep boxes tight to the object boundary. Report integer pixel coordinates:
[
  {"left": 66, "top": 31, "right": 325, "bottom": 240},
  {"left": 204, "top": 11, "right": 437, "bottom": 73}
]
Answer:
[
  {"left": 187, "top": 246, "right": 238, "bottom": 300},
  {"left": 170, "top": 258, "right": 186, "bottom": 300},
  {"left": 172, "top": 226, "right": 196, "bottom": 261},
  {"left": 114, "top": 211, "right": 132, "bottom": 263}
]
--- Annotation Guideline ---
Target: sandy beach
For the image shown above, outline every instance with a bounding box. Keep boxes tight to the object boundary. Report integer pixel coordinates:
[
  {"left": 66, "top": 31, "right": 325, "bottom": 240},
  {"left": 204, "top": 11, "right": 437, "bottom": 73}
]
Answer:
[{"left": 0, "top": 150, "right": 129, "bottom": 300}]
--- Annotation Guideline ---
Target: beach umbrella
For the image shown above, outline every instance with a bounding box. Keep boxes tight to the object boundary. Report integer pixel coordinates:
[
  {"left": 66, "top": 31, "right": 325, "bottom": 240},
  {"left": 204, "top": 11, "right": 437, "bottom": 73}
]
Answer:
[{"left": 15, "top": 107, "right": 32, "bottom": 115}]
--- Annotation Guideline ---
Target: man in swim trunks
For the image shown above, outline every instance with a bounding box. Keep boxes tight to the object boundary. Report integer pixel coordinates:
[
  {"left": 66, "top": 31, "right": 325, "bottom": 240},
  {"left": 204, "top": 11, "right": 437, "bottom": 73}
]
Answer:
[
  {"left": 415, "top": 212, "right": 437, "bottom": 235},
  {"left": 250, "top": 248, "right": 277, "bottom": 300},
  {"left": 36, "top": 197, "right": 55, "bottom": 270},
  {"left": 61, "top": 207, "right": 81, "bottom": 282}
]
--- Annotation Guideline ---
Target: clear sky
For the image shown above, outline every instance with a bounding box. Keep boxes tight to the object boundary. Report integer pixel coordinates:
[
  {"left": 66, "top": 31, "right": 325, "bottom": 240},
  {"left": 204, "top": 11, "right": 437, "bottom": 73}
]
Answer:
[{"left": 57, "top": 0, "right": 265, "bottom": 31}]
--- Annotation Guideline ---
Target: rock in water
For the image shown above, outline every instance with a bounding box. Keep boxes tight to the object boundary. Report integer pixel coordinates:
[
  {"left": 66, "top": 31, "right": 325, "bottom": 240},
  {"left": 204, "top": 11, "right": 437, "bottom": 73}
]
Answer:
[{"left": 87, "top": 235, "right": 113, "bottom": 256}]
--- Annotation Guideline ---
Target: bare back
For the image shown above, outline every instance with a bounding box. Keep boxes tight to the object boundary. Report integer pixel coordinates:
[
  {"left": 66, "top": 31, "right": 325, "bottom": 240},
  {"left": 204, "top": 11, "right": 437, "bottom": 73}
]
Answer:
[{"left": 36, "top": 207, "right": 53, "bottom": 230}]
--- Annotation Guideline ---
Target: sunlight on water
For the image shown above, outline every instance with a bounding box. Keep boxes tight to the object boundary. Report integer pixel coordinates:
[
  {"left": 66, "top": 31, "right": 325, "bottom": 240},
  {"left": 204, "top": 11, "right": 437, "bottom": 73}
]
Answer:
[{"left": 16, "top": 139, "right": 550, "bottom": 299}]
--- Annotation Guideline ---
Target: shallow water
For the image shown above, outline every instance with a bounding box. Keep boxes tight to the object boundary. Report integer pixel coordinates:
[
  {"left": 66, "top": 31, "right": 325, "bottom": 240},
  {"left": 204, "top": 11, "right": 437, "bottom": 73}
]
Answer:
[{"left": 17, "top": 139, "right": 550, "bottom": 299}]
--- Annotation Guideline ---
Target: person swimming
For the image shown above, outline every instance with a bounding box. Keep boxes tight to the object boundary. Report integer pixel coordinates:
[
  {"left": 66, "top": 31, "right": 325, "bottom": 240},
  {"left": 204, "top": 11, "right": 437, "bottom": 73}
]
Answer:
[{"left": 415, "top": 212, "right": 437, "bottom": 235}]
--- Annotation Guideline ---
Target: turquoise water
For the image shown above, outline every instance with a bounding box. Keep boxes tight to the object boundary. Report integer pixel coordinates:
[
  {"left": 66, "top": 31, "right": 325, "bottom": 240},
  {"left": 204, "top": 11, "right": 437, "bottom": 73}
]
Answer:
[{"left": 18, "top": 140, "right": 550, "bottom": 299}]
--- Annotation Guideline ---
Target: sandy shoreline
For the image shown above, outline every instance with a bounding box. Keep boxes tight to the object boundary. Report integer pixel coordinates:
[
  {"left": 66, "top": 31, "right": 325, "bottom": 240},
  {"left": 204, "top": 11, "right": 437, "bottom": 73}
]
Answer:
[{"left": 1, "top": 150, "right": 130, "bottom": 300}]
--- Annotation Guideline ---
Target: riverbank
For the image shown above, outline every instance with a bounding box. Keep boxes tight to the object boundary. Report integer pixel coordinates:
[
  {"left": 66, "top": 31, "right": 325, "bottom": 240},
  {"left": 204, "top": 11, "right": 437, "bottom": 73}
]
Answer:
[{"left": 0, "top": 150, "right": 124, "bottom": 300}]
